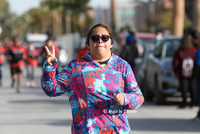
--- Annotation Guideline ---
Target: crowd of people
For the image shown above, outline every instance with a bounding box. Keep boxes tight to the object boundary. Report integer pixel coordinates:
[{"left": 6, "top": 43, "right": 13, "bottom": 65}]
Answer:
[{"left": 0, "top": 35, "right": 60, "bottom": 93}]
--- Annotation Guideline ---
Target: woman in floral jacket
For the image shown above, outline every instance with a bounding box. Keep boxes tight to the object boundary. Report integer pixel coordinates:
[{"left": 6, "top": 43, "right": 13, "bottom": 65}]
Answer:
[{"left": 41, "top": 23, "right": 144, "bottom": 134}]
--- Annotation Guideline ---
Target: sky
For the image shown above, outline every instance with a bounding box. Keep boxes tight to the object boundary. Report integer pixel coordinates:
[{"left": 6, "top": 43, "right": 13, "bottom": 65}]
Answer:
[{"left": 7, "top": 0, "right": 132, "bottom": 15}]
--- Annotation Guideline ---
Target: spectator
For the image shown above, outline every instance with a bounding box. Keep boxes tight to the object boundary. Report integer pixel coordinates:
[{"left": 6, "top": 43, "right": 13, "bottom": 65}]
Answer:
[
  {"left": 172, "top": 35, "right": 197, "bottom": 108},
  {"left": 192, "top": 33, "right": 200, "bottom": 122},
  {"left": 190, "top": 29, "right": 199, "bottom": 48},
  {"left": 120, "top": 31, "right": 138, "bottom": 71}
]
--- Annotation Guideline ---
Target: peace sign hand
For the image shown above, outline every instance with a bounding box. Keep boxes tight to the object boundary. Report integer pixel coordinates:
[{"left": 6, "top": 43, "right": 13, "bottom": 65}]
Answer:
[{"left": 45, "top": 46, "right": 57, "bottom": 66}]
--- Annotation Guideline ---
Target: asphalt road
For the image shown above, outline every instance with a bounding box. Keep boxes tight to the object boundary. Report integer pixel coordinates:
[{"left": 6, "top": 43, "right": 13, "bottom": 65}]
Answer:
[{"left": 0, "top": 63, "right": 200, "bottom": 134}]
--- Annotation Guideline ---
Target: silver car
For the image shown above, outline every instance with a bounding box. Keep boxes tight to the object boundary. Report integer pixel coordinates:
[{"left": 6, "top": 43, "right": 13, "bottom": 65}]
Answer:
[{"left": 144, "top": 35, "right": 182, "bottom": 104}]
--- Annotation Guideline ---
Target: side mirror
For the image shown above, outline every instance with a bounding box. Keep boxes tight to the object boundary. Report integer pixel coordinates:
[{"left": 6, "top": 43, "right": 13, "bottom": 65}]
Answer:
[{"left": 154, "top": 50, "right": 160, "bottom": 58}]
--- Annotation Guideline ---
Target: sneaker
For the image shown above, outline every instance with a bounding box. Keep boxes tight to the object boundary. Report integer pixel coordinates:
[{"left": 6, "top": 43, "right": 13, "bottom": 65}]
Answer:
[
  {"left": 26, "top": 80, "right": 30, "bottom": 87},
  {"left": 11, "top": 82, "right": 14, "bottom": 88},
  {"left": 16, "top": 88, "right": 20, "bottom": 93},
  {"left": 192, "top": 117, "right": 200, "bottom": 122},
  {"left": 31, "top": 81, "right": 36, "bottom": 87}
]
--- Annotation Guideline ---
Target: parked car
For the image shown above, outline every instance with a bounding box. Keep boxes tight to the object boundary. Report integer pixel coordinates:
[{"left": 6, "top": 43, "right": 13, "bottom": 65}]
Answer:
[
  {"left": 135, "top": 32, "right": 156, "bottom": 53},
  {"left": 133, "top": 33, "right": 156, "bottom": 87},
  {"left": 143, "top": 35, "right": 182, "bottom": 104}
]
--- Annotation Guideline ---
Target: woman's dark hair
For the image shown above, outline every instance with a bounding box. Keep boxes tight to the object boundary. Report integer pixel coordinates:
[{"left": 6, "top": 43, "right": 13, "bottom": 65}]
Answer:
[
  {"left": 179, "top": 34, "right": 193, "bottom": 49},
  {"left": 86, "top": 23, "right": 113, "bottom": 48}
]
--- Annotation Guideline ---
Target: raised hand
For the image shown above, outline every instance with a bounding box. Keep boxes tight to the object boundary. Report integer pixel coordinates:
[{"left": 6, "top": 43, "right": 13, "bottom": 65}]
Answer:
[
  {"left": 45, "top": 46, "right": 57, "bottom": 65},
  {"left": 113, "top": 93, "right": 125, "bottom": 106}
]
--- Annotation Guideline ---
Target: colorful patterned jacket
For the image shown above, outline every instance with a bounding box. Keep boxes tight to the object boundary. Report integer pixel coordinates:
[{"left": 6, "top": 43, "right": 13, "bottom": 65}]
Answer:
[{"left": 41, "top": 53, "right": 144, "bottom": 134}]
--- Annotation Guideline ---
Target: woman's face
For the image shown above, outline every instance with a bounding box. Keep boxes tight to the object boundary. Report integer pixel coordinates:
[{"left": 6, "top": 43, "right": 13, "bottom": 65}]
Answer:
[{"left": 88, "top": 27, "right": 112, "bottom": 61}]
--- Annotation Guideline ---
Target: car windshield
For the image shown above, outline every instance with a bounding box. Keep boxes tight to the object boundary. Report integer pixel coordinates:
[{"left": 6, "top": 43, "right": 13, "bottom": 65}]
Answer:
[{"left": 162, "top": 39, "right": 180, "bottom": 57}]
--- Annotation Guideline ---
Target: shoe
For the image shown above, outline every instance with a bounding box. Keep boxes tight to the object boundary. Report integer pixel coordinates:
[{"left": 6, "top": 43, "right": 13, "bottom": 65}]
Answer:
[
  {"left": 26, "top": 80, "right": 30, "bottom": 87},
  {"left": 11, "top": 82, "right": 14, "bottom": 88},
  {"left": 31, "top": 81, "right": 36, "bottom": 87},
  {"left": 192, "top": 117, "right": 200, "bottom": 122},
  {"left": 16, "top": 88, "right": 20, "bottom": 93}
]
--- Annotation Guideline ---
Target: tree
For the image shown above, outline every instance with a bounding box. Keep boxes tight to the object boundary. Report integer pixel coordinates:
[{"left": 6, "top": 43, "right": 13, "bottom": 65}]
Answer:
[
  {"left": 172, "top": 0, "right": 185, "bottom": 36},
  {"left": 0, "top": 0, "right": 15, "bottom": 39},
  {"left": 41, "top": 0, "right": 89, "bottom": 34},
  {"left": 193, "top": 0, "right": 200, "bottom": 32}
]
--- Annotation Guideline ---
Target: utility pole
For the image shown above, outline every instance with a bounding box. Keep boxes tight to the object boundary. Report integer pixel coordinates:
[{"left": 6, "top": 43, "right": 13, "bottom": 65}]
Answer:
[
  {"left": 172, "top": 0, "right": 185, "bottom": 36},
  {"left": 111, "top": 0, "right": 116, "bottom": 38}
]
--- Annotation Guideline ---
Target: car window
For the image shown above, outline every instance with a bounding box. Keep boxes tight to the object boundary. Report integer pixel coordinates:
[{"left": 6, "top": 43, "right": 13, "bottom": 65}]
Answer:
[
  {"left": 161, "top": 39, "right": 180, "bottom": 57},
  {"left": 154, "top": 41, "right": 163, "bottom": 54}
]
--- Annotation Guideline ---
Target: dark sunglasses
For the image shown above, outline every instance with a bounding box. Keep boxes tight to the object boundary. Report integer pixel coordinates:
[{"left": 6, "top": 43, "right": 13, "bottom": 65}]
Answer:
[{"left": 90, "top": 35, "right": 111, "bottom": 42}]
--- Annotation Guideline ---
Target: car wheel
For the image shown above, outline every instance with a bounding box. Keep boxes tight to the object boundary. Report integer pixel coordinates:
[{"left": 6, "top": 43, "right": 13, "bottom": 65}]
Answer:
[{"left": 154, "top": 76, "right": 166, "bottom": 105}]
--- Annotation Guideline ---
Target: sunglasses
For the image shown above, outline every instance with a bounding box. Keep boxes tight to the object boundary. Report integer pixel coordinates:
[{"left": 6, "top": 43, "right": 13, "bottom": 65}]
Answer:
[{"left": 90, "top": 35, "right": 111, "bottom": 42}]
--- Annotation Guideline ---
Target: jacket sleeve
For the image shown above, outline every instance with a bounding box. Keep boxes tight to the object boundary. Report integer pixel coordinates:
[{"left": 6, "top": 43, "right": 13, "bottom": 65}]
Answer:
[
  {"left": 41, "top": 60, "right": 72, "bottom": 97},
  {"left": 122, "top": 64, "right": 144, "bottom": 110}
]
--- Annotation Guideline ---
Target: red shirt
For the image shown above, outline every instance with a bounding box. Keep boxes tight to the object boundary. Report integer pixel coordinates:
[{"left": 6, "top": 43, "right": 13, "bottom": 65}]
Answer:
[
  {"left": 8, "top": 45, "right": 27, "bottom": 68},
  {"left": 26, "top": 48, "right": 40, "bottom": 66},
  {"left": 77, "top": 47, "right": 89, "bottom": 57},
  {"left": 0, "top": 46, "right": 7, "bottom": 64},
  {"left": 172, "top": 47, "right": 197, "bottom": 78}
]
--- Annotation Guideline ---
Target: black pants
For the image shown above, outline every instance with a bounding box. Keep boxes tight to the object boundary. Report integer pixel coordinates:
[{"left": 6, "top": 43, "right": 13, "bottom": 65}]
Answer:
[
  {"left": 195, "top": 80, "right": 200, "bottom": 118},
  {"left": 179, "top": 78, "right": 196, "bottom": 106}
]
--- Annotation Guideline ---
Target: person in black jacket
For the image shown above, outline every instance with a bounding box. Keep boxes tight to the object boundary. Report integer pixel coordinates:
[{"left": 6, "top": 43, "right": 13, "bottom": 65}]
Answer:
[
  {"left": 120, "top": 31, "right": 138, "bottom": 71},
  {"left": 192, "top": 34, "right": 200, "bottom": 122},
  {"left": 190, "top": 29, "right": 199, "bottom": 49}
]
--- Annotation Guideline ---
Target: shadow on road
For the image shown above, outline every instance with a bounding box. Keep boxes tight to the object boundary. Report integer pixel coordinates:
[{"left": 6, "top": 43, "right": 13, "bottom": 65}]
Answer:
[
  {"left": 129, "top": 118, "right": 200, "bottom": 132},
  {"left": 46, "top": 119, "right": 72, "bottom": 126}
]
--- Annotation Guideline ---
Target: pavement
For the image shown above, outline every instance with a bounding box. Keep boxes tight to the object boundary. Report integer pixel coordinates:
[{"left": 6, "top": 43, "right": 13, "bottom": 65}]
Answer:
[{"left": 0, "top": 63, "right": 200, "bottom": 134}]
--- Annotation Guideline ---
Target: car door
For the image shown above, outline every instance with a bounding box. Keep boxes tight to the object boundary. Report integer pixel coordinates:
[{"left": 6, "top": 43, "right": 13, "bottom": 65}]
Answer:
[{"left": 145, "top": 40, "right": 163, "bottom": 91}]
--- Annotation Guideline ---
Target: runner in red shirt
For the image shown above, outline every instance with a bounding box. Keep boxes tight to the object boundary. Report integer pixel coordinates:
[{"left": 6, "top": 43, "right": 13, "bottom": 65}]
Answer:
[
  {"left": 7, "top": 36, "right": 27, "bottom": 93},
  {"left": 4, "top": 37, "right": 13, "bottom": 49},
  {"left": 26, "top": 42, "right": 40, "bottom": 87},
  {"left": 0, "top": 41, "right": 7, "bottom": 86},
  {"left": 77, "top": 47, "right": 89, "bottom": 57}
]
